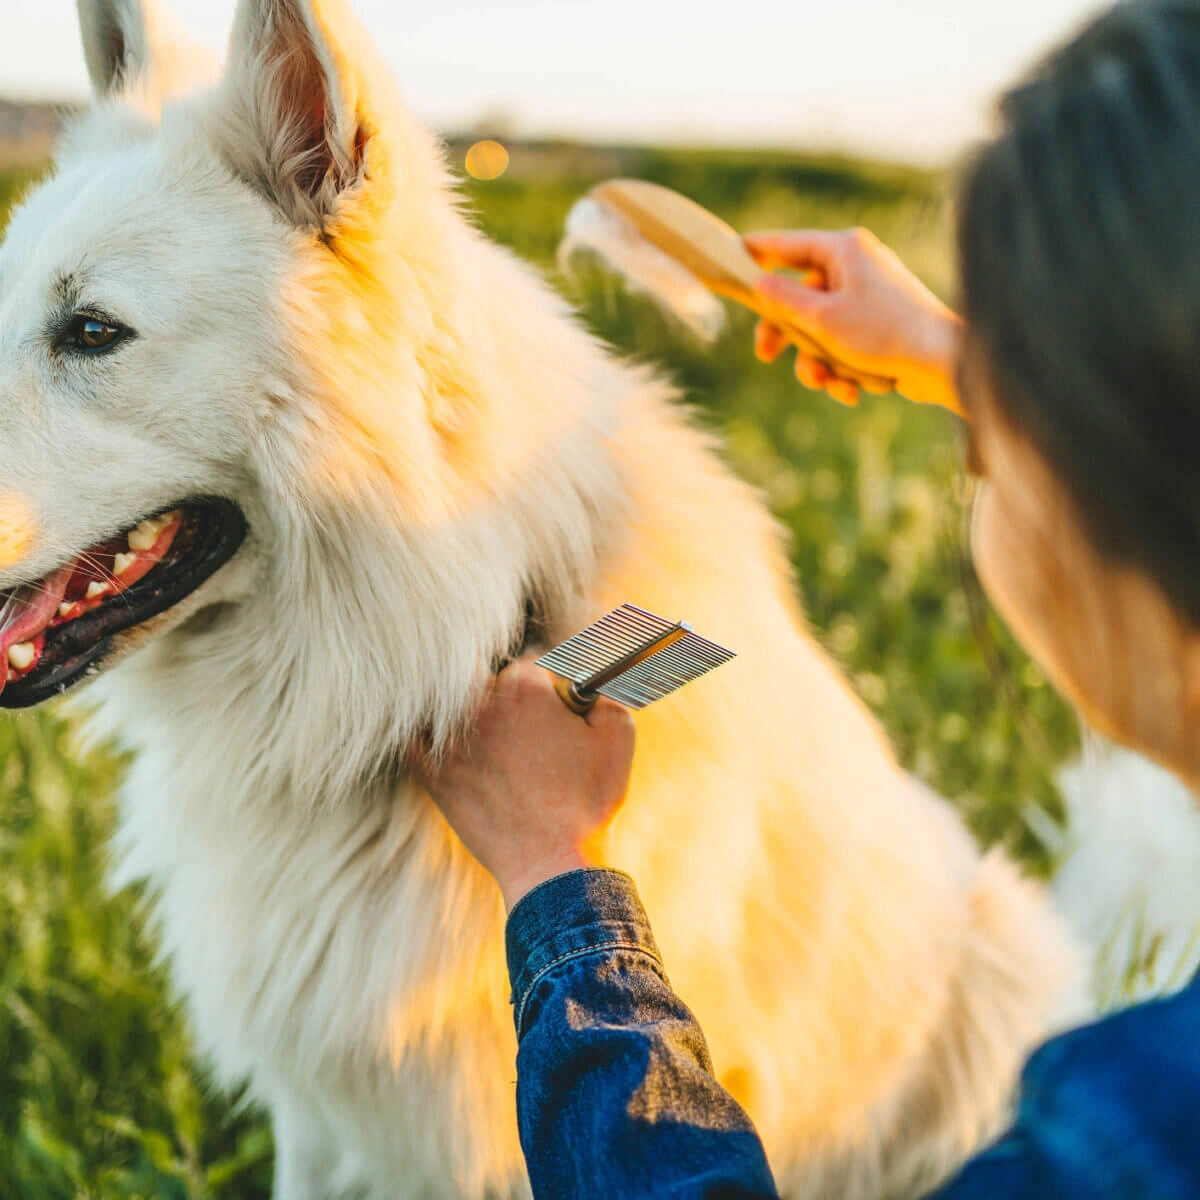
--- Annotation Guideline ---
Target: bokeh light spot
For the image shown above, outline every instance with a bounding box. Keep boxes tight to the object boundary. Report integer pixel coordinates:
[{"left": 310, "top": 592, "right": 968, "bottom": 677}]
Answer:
[{"left": 465, "top": 140, "right": 509, "bottom": 181}]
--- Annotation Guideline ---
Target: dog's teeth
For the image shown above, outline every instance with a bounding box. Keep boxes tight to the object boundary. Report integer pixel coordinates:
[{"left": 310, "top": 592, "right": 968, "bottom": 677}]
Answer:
[
  {"left": 114, "top": 552, "right": 136, "bottom": 576},
  {"left": 128, "top": 513, "right": 174, "bottom": 552},
  {"left": 8, "top": 642, "right": 35, "bottom": 671},
  {"left": 127, "top": 521, "right": 159, "bottom": 551},
  {"left": 59, "top": 602, "right": 75, "bottom": 618},
  {"left": 86, "top": 581, "right": 108, "bottom": 600}
]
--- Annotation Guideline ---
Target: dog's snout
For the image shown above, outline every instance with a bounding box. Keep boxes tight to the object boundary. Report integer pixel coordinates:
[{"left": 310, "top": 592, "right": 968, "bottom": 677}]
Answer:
[{"left": 0, "top": 493, "right": 34, "bottom": 569}]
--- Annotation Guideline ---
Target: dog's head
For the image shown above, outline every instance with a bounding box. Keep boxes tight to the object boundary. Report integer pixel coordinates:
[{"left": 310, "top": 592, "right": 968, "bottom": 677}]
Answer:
[{"left": 0, "top": 0, "right": 457, "bottom": 707}]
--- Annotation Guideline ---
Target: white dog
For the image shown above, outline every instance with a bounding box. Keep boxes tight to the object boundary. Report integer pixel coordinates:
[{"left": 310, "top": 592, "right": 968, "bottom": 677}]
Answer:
[{"left": 0, "top": 1, "right": 1082, "bottom": 1195}]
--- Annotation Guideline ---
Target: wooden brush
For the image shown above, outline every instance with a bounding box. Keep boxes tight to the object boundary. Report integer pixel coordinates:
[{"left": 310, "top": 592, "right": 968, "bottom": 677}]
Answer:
[{"left": 586, "top": 178, "right": 896, "bottom": 395}]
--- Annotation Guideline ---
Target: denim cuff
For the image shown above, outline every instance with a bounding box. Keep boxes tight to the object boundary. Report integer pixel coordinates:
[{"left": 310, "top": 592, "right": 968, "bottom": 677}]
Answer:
[{"left": 506, "top": 867, "right": 664, "bottom": 1040}]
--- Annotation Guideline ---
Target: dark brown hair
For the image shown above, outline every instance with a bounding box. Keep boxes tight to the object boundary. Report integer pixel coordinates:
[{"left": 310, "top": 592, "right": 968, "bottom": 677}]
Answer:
[{"left": 958, "top": 0, "right": 1200, "bottom": 622}]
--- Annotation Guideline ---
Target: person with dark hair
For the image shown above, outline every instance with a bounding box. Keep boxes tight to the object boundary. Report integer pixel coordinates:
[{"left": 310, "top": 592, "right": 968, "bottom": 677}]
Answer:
[{"left": 421, "top": 0, "right": 1200, "bottom": 1195}]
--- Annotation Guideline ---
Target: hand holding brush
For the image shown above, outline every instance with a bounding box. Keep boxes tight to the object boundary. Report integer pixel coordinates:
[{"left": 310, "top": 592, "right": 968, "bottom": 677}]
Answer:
[
  {"left": 745, "top": 227, "right": 965, "bottom": 415},
  {"left": 562, "top": 179, "right": 965, "bottom": 417}
]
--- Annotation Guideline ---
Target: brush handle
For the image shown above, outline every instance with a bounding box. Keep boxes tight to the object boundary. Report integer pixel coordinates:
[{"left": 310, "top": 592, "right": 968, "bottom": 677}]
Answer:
[
  {"left": 553, "top": 675, "right": 597, "bottom": 715},
  {"left": 587, "top": 180, "right": 897, "bottom": 395},
  {"left": 586, "top": 178, "right": 915, "bottom": 402},
  {"left": 771, "top": 314, "right": 897, "bottom": 396}
]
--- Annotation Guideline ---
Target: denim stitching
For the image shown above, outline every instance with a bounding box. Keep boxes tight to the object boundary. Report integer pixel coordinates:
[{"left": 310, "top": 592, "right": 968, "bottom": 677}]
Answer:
[{"left": 515, "top": 940, "right": 665, "bottom": 1039}]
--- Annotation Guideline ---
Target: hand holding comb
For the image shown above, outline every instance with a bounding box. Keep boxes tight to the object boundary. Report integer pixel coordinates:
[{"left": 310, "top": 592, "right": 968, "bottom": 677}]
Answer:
[{"left": 538, "top": 603, "right": 735, "bottom": 714}]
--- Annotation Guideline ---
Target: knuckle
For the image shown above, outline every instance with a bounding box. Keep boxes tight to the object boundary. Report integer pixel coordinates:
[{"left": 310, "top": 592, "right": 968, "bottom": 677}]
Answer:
[
  {"left": 848, "top": 226, "right": 877, "bottom": 254},
  {"left": 597, "top": 699, "right": 635, "bottom": 735},
  {"left": 509, "top": 661, "right": 543, "bottom": 698},
  {"left": 499, "top": 656, "right": 526, "bottom": 680}
]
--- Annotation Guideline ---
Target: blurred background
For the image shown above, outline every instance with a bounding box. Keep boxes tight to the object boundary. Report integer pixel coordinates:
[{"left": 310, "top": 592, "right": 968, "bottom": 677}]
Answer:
[{"left": 1, "top": 2, "right": 1105, "bottom": 1196}]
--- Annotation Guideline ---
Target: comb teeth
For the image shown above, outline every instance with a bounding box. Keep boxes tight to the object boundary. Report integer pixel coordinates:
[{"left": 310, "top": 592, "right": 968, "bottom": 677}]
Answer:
[{"left": 537, "top": 603, "right": 735, "bottom": 710}]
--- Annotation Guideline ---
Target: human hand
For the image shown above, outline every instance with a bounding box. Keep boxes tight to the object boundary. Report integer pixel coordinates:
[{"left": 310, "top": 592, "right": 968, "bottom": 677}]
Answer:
[
  {"left": 743, "top": 228, "right": 964, "bottom": 414},
  {"left": 418, "top": 658, "right": 636, "bottom": 910}
]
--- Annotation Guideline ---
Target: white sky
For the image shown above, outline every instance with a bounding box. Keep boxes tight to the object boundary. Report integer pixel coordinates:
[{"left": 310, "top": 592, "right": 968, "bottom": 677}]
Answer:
[{"left": 1, "top": 0, "right": 1109, "bottom": 163}]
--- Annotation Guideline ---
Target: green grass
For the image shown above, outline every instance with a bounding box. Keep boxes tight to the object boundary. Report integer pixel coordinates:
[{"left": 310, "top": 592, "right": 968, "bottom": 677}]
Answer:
[{"left": 0, "top": 144, "right": 1078, "bottom": 1197}]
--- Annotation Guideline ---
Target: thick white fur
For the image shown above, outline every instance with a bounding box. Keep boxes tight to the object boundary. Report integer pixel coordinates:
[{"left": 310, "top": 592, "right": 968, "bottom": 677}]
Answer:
[{"left": 0, "top": 1, "right": 1083, "bottom": 1195}]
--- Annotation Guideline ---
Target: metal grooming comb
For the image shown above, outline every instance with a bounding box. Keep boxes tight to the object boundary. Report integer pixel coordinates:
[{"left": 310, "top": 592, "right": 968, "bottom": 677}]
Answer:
[{"left": 537, "top": 603, "right": 735, "bottom": 714}]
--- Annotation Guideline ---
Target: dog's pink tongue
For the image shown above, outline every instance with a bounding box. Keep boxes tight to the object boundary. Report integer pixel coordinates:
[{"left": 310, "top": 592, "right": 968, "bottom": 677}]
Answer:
[{"left": 0, "top": 564, "right": 74, "bottom": 669}]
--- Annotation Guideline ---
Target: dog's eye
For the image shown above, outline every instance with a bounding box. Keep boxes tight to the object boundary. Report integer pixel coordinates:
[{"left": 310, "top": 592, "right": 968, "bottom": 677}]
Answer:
[{"left": 62, "top": 314, "right": 128, "bottom": 354}]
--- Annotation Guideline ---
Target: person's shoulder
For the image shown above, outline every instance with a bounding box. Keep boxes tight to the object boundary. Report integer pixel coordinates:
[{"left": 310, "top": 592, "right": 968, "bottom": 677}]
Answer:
[
  {"left": 1024, "top": 972, "right": 1200, "bottom": 1091},
  {"left": 1014, "top": 974, "right": 1200, "bottom": 1195}
]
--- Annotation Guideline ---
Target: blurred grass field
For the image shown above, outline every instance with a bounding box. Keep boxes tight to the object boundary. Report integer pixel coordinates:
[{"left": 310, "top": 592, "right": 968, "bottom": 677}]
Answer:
[{"left": 0, "top": 145, "right": 1079, "bottom": 1198}]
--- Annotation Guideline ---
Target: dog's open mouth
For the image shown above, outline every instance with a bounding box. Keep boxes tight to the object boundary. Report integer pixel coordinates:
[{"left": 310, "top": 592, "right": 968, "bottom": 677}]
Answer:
[{"left": 0, "top": 498, "right": 246, "bottom": 708}]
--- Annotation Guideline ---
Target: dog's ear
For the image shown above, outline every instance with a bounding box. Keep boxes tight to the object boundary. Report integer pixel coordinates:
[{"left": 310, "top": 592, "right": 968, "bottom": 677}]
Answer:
[
  {"left": 77, "top": 0, "right": 158, "bottom": 95},
  {"left": 77, "top": 0, "right": 213, "bottom": 100},
  {"left": 218, "top": 0, "right": 368, "bottom": 229}
]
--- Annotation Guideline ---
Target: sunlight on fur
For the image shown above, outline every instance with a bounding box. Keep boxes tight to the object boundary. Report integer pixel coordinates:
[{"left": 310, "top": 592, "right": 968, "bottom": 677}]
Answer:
[{"left": 0, "top": 493, "right": 34, "bottom": 569}]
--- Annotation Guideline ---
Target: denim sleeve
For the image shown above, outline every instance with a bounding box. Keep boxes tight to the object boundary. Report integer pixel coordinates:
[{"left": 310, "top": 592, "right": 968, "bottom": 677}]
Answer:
[
  {"left": 505, "top": 868, "right": 780, "bottom": 1199},
  {"left": 931, "top": 972, "right": 1200, "bottom": 1200},
  {"left": 926, "top": 1127, "right": 1050, "bottom": 1198}
]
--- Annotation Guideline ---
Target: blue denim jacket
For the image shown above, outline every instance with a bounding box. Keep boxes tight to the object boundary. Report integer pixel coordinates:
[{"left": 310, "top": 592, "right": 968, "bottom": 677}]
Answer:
[{"left": 506, "top": 868, "right": 1200, "bottom": 1199}]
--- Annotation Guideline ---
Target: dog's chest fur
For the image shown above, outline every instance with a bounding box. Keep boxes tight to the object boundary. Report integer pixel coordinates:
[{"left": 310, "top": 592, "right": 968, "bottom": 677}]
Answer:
[{"left": 109, "top": 702, "right": 530, "bottom": 1194}]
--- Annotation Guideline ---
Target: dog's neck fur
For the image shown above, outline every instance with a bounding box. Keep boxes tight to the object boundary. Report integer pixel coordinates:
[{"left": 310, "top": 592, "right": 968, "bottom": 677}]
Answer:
[
  {"left": 55, "top": 1, "right": 634, "bottom": 811},
  {"left": 82, "top": 176, "right": 630, "bottom": 811}
]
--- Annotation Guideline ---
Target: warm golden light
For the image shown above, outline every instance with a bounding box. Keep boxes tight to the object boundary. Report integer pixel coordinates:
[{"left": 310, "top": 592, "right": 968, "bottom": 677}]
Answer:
[
  {"left": 0, "top": 493, "right": 34, "bottom": 568},
  {"left": 465, "top": 140, "right": 509, "bottom": 181}
]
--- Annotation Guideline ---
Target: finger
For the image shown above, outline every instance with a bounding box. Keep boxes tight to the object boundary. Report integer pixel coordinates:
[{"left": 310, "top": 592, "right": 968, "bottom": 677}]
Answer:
[
  {"left": 795, "top": 355, "right": 831, "bottom": 391},
  {"left": 754, "top": 272, "right": 832, "bottom": 331},
  {"left": 490, "top": 658, "right": 555, "bottom": 722},
  {"left": 499, "top": 655, "right": 547, "bottom": 690},
  {"left": 754, "top": 319, "right": 788, "bottom": 363},
  {"left": 490, "top": 658, "right": 524, "bottom": 699},
  {"left": 827, "top": 378, "right": 861, "bottom": 407},
  {"left": 585, "top": 695, "right": 634, "bottom": 733},
  {"left": 744, "top": 229, "right": 840, "bottom": 273},
  {"left": 858, "top": 374, "right": 894, "bottom": 396}
]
